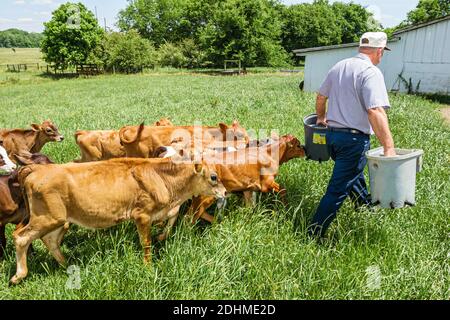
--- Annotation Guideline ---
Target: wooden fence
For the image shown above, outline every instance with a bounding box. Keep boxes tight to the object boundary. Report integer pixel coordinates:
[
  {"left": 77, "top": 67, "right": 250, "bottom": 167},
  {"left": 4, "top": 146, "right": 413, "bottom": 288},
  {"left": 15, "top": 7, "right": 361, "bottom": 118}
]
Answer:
[{"left": 5, "top": 63, "right": 45, "bottom": 72}]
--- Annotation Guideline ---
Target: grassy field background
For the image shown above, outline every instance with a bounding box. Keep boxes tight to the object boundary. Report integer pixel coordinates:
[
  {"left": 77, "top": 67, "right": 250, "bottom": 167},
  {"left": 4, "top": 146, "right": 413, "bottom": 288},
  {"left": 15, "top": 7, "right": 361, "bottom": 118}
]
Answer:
[{"left": 0, "top": 71, "right": 448, "bottom": 299}]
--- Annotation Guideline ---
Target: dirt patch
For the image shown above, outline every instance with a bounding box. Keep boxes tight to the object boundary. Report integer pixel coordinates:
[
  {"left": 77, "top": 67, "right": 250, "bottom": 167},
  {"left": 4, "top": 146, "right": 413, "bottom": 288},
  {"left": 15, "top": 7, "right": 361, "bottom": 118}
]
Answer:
[{"left": 440, "top": 107, "right": 450, "bottom": 124}]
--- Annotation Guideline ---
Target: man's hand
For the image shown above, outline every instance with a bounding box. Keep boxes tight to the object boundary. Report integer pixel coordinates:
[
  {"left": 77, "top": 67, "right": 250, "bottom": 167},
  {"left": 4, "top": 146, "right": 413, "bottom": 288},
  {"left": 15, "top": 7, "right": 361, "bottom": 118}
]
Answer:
[
  {"left": 384, "top": 147, "right": 396, "bottom": 157},
  {"left": 316, "top": 93, "right": 328, "bottom": 127},
  {"left": 316, "top": 116, "right": 328, "bottom": 127},
  {"left": 368, "top": 107, "right": 396, "bottom": 157}
]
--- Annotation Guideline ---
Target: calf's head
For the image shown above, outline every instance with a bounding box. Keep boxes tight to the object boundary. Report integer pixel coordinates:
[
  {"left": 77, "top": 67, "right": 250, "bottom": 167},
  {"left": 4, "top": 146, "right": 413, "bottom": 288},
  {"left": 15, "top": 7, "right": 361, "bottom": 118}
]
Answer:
[
  {"left": 218, "top": 120, "right": 249, "bottom": 147},
  {"left": 154, "top": 118, "right": 173, "bottom": 126},
  {"left": 31, "top": 120, "right": 64, "bottom": 143},
  {"left": 279, "top": 134, "right": 306, "bottom": 164},
  {"left": 0, "top": 143, "right": 16, "bottom": 174},
  {"left": 192, "top": 162, "right": 227, "bottom": 199}
]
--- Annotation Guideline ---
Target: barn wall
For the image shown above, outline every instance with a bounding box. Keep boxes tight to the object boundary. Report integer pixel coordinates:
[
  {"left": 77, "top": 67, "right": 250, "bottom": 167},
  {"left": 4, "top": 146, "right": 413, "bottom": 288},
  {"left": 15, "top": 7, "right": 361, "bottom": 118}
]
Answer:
[
  {"left": 393, "top": 18, "right": 450, "bottom": 94},
  {"left": 302, "top": 18, "right": 450, "bottom": 94}
]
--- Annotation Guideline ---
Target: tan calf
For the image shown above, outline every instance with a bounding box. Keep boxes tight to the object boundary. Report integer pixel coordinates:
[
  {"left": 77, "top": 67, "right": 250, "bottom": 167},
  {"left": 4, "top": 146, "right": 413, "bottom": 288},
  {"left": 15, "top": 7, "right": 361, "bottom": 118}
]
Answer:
[
  {"left": 119, "top": 120, "right": 248, "bottom": 158},
  {"left": 75, "top": 118, "right": 173, "bottom": 162},
  {"left": 10, "top": 158, "right": 226, "bottom": 284},
  {"left": 189, "top": 135, "right": 306, "bottom": 223},
  {"left": 0, "top": 120, "right": 63, "bottom": 163}
]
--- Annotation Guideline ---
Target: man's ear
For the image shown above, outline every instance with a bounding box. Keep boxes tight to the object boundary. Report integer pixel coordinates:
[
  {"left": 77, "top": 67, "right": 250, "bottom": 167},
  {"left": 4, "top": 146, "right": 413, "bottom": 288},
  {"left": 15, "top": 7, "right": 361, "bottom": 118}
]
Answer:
[
  {"left": 30, "top": 124, "right": 41, "bottom": 131},
  {"left": 194, "top": 163, "right": 204, "bottom": 176}
]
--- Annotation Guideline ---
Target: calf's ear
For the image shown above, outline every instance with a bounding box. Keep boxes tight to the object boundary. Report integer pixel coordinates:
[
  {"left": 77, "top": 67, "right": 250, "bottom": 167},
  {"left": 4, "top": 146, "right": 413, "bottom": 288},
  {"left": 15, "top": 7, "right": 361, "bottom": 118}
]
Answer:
[
  {"left": 194, "top": 163, "right": 204, "bottom": 176},
  {"left": 30, "top": 124, "right": 41, "bottom": 131},
  {"left": 219, "top": 123, "right": 228, "bottom": 133},
  {"left": 14, "top": 154, "right": 33, "bottom": 165}
]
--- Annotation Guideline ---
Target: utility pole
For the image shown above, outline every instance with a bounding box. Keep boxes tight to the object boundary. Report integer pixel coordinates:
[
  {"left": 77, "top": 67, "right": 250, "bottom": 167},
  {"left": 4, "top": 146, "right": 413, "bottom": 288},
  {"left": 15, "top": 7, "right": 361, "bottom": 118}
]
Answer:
[{"left": 104, "top": 17, "right": 107, "bottom": 32}]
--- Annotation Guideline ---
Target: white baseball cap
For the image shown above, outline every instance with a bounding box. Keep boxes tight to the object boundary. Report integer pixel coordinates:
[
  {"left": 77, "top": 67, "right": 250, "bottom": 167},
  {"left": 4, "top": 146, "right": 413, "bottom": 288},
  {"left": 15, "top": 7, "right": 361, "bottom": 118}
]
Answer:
[{"left": 359, "top": 32, "right": 391, "bottom": 51}]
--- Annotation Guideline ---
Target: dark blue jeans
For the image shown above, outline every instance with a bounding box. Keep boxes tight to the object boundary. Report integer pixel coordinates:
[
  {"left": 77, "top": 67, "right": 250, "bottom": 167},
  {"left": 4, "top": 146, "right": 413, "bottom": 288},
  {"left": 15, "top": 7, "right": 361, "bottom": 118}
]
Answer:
[{"left": 308, "top": 130, "right": 371, "bottom": 237}]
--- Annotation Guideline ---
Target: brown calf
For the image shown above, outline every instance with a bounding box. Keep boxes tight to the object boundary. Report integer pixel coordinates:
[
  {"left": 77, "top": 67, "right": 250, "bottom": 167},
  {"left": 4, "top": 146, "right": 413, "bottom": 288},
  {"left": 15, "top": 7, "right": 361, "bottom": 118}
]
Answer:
[
  {"left": 189, "top": 135, "right": 306, "bottom": 223},
  {"left": 10, "top": 158, "right": 226, "bottom": 284},
  {"left": 0, "top": 120, "right": 63, "bottom": 163},
  {"left": 119, "top": 120, "right": 248, "bottom": 158},
  {"left": 74, "top": 118, "right": 173, "bottom": 162}
]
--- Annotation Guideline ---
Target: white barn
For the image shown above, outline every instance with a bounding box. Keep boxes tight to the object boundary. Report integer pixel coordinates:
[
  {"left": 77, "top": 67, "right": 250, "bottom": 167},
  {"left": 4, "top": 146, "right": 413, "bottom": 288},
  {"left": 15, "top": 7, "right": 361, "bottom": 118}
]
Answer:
[{"left": 294, "top": 15, "right": 450, "bottom": 95}]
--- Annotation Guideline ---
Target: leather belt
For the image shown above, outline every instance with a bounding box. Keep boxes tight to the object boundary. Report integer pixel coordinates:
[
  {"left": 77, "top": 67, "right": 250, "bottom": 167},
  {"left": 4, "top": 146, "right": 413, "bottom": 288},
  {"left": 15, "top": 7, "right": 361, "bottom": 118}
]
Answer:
[{"left": 327, "top": 127, "right": 368, "bottom": 136}]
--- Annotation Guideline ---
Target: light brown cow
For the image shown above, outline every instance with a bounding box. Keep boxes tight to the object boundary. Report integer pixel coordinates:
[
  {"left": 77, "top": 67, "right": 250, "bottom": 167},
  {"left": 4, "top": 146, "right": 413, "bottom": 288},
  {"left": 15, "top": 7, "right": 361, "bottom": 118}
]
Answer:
[
  {"left": 74, "top": 118, "right": 173, "bottom": 162},
  {"left": 10, "top": 158, "right": 226, "bottom": 284},
  {"left": 188, "top": 135, "right": 306, "bottom": 223},
  {"left": 0, "top": 120, "right": 63, "bottom": 163},
  {"left": 119, "top": 120, "right": 249, "bottom": 158}
]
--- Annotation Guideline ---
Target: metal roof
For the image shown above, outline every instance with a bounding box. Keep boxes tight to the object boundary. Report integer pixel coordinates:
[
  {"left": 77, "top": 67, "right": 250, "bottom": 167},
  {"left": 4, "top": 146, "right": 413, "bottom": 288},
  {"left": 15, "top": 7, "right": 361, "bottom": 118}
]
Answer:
[
  {"left": 293, "top": 14, "right": 450, "bottom": 56},
  {"left": 393, "top": 14, "right": 450, "bottom": 35},
  {"left": 293, "top": 38, "right": 400, "bottom": 56}
]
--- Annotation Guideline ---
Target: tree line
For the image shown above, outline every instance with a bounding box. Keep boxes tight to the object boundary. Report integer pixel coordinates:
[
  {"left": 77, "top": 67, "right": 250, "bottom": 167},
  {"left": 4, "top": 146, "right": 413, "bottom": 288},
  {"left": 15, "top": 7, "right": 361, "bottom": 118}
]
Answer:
[
  {"left": 40, "top": 0, "right": 450, "bottom": 71},
  {"left": 0, "top": 29, "right": 44, "bottom": 48}
]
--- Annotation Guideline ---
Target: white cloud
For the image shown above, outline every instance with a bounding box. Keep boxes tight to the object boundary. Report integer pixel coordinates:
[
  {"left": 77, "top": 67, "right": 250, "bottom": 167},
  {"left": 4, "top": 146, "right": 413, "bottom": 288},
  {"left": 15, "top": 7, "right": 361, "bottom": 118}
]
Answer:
[
  {"left": 0, "top": 18, "right": 14, "bottom": 23},
  {"left": 14, "top": 0, "right": 26, "bottom": 5},
  {"left": 17, "top": 17, "right": 33, "bottom": 22},
  {"left": 31, "top": 0, "right": 54, "bottom": 5},
  {"left": 34, "top": 11, "right": 51, "bottom": 16}
]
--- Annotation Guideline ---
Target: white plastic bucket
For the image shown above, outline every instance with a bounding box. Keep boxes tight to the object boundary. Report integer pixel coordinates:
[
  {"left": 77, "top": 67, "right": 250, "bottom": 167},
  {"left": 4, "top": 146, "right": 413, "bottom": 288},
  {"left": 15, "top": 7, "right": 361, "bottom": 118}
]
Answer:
[{"left": 366, "top": 147, "right": 424, "bottom": 208}]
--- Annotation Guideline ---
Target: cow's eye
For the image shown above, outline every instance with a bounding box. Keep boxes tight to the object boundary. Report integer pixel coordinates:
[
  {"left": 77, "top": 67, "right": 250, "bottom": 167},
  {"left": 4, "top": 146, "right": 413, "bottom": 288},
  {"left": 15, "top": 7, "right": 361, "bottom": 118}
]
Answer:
[
  {"left": 210, "top": 174, "right": 218, "bottom": 183},
  {"left": 46, "top": 128, "right": 52, "bottom": 133}
]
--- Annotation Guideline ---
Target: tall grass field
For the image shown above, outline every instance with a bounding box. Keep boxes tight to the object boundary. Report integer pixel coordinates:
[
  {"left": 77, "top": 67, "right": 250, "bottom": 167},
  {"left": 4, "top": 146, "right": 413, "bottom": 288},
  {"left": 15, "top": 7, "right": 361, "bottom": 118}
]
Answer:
[{"left": 0, "top": 72, "right": 448, "bottom": 299}]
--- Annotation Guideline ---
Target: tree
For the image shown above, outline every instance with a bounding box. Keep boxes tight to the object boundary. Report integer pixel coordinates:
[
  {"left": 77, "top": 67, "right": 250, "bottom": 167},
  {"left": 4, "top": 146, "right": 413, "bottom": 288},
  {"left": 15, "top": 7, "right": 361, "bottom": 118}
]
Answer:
[
  {"left": 0, "top": 29, "right": 43, "bottom": 48},
  {"left": 406, "top": 0, "right": 450, "bottom": 25},
  {"left": 198, "top": 0, "right": 289, "bottom": 67},
  {"left": 332, "top": 2, "right": 380, "bottom": 43},
  {"left": 41, "top": 2, "right": 104, "bottom": 70},
  {"left": 281, "top": 1, "right": 341, "bottom": 52},
  {"left": 95, "top": 30, "right": 157, "bottom": 72},
  {"left": 281, "top": 0, "right": 379, "bottom": 53},
  {"left": 157, "top": 42, "right": 187, "bottom": 68}
]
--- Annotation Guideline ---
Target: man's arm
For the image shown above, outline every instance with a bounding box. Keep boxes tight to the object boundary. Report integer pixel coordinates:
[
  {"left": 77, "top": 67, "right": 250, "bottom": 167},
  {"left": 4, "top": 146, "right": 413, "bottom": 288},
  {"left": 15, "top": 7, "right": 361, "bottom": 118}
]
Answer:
[
  {"left": 368, "top": 107, "right": 396, "bottom": 157},
  {"left": 316, "top": 93, "right": 328, "bottom": 126}
]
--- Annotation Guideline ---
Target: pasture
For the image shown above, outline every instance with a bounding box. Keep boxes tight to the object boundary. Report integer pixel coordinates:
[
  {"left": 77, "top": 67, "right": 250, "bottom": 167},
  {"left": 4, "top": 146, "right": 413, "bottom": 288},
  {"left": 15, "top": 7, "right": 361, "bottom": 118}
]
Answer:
[
  {"left": 0, "top": 72, "right": 448, "bottom": 299},
  {"left": 0, "top": 48, "right": 45, "bottom": 85}
]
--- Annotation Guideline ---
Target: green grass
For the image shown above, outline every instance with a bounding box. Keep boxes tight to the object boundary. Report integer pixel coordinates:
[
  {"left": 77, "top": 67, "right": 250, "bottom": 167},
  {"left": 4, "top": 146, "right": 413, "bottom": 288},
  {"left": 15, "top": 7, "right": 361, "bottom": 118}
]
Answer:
[
  {"left": 0, "top": 48, "right": 45, "bottom": 85},
  {"left": 0, "top": 73, "right": 448, "bottom": 299},
  {"left": 0, "top": 48, "right": 43, "bottom": 65}
]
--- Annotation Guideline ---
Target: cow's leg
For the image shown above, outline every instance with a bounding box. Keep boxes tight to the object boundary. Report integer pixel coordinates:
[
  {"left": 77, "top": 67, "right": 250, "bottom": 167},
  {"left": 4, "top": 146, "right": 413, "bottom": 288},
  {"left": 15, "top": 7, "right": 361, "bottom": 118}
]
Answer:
[
  {"left": 0, "top": 225, "right": 6, "bottom": 259},
  {"left": 243, "top": 191, "right": 256, "bottom": 207},
  {"left": 15, "top": 221, "right": 35, "bottom": 256},
  {"left": 134, "top": 214, "right": 152, "bottom": 264},
  {"left": 10, "top": 219, "right": 61, "bottom": 285},
  {"left": 41, "top": 224, "right": 69, "bottom": 265},
  {"left": 189, "top": 196, "right": 216, "bottom": 224},
  {"left": 156, "top": 206, "right": 180, "bottom": 242}
]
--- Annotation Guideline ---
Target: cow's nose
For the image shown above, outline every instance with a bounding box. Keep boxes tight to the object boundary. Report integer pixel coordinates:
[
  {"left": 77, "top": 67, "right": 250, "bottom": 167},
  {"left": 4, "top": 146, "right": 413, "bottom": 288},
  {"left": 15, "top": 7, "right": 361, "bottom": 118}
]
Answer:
[{"left": 59, "top": 136, "right": 65, "bottom": 141}]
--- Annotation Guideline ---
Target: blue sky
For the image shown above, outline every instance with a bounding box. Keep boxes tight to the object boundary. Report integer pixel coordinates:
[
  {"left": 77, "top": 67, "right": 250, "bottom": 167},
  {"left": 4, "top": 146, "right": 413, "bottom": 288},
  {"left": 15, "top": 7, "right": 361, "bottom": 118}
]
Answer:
[{"left": 0, "top": 0, "right": 419, "bottom": 32}]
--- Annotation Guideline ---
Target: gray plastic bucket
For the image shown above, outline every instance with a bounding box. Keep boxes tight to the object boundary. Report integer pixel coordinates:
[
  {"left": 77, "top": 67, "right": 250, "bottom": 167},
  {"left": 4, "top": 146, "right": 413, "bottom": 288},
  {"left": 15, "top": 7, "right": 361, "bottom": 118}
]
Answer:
[
  {"left": 366, "top": 147, "right": 424, "bottom": 208},
  {"left": 303, "top": 114, "right": 330, "bottom": 162}
]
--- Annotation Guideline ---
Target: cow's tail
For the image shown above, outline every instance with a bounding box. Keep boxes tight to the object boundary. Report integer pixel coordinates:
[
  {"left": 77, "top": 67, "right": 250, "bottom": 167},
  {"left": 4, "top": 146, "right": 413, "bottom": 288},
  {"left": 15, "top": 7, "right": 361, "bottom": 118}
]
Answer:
[
  {"left": 119, "top": 122, "right": 145, "bottom": 145},
  {"left": 17, "top": 166, "right": 35, "bottom": 226}
]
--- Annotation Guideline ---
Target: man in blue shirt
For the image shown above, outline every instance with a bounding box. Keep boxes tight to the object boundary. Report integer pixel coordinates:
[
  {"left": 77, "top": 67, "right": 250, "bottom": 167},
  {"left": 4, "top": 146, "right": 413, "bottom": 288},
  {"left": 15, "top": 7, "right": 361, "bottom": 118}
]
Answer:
[{"left": 308, "top": 32, "right": 396, "bottom": 238}]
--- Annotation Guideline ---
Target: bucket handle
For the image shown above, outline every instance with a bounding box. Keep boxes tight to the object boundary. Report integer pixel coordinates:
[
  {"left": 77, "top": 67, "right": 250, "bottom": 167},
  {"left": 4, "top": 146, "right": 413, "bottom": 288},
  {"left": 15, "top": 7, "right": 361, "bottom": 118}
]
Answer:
[{"left": 416, "top": 154, "right": 423, "bottom": 173}]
